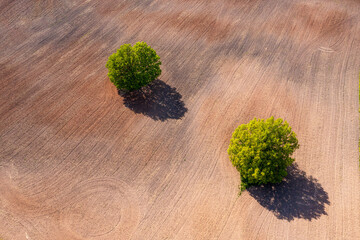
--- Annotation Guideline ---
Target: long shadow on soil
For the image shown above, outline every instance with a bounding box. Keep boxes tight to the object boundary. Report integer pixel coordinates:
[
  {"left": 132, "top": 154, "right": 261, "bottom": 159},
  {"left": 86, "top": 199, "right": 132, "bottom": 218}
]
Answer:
[
  {"left": 247, "top": 164, "right": 330, "bottom": 221},
  {"left": 119, "top": 79, "right": 187, "bottom": 121}
]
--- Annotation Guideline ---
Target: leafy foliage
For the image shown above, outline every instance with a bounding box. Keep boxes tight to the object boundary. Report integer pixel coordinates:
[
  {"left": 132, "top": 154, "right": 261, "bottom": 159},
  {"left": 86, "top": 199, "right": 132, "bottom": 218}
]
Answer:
[
  {"left": 106, "top": 42, "right": 162, "bottom": 91},
  {"left": 228, "top": 117, "right": 299, "bottom": 193}
]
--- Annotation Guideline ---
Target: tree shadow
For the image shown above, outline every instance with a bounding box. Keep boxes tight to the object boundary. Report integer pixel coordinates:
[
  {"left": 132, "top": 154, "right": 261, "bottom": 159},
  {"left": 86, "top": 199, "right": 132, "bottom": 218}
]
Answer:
[
  {"left": 118, "top": 79, "right": 187, "bottom": 121},
  {"left": 247, "top": 164, "right": 330, "bottom": 221}
]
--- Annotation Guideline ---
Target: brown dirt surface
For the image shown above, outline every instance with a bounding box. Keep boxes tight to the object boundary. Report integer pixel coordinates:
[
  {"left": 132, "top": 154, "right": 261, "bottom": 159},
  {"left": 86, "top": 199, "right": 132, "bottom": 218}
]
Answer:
[{"left": 1, "top": 0, "right": 359, "bottom": 239}]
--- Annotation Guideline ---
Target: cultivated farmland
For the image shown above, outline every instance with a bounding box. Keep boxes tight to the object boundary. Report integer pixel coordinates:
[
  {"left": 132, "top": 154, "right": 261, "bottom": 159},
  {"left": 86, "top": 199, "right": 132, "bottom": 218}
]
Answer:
[{"left": 0, "top": 0, "right": 359, "bottom": 239}]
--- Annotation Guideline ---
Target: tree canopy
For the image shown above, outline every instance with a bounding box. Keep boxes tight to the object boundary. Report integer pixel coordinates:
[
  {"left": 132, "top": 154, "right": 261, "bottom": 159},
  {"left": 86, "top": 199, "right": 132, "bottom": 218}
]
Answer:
[
  {"left": 228, "top": 117, "right": 299, "bottom": 192},
  {"left": 106, "top": 42, "right": 162, "bottom": 91}
]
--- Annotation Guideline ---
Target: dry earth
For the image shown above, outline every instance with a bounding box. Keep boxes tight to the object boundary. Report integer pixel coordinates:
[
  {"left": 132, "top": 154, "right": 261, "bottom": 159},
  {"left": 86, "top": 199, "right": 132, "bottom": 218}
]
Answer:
[{"left": 1, "top": 0, "right": 360, "bottom": 239}]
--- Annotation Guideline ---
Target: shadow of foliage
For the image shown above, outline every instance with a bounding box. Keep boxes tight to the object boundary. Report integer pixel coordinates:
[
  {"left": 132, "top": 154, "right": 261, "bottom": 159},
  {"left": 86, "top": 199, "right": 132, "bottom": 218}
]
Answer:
[
  {"left": 118, "top": 79, "right": 187, "bottom": 121},
  {"left": 247, "top": 164, "right": 330, "bottom": 221}
]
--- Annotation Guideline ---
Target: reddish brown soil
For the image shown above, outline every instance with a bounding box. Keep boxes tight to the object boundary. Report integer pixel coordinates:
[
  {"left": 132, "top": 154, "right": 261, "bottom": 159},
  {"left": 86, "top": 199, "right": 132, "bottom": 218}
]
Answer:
[{"left": 1, "top": 0, "right": 359, "bottom": 239}]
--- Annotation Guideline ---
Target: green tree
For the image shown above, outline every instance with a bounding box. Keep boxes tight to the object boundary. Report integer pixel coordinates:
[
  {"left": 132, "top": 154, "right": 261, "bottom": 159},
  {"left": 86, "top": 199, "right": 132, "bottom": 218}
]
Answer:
[
  {"left": 228, "top": 117, "right": 299, "bottom": 193},
  {"left": 106, "top": 42, "right": 162, "bottom": 91}
]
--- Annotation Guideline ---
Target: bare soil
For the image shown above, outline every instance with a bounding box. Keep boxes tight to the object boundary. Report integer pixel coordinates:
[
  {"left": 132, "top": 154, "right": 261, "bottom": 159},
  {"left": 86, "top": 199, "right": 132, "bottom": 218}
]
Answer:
[{"left": 1, "top": 0, "right": 359, "bottom": 239}]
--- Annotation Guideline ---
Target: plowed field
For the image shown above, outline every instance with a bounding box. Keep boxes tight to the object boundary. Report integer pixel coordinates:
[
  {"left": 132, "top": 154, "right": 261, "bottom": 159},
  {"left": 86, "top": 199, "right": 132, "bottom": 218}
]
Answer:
[{"left": 1, "top": 0, "right": 359, "bottom": 239}]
